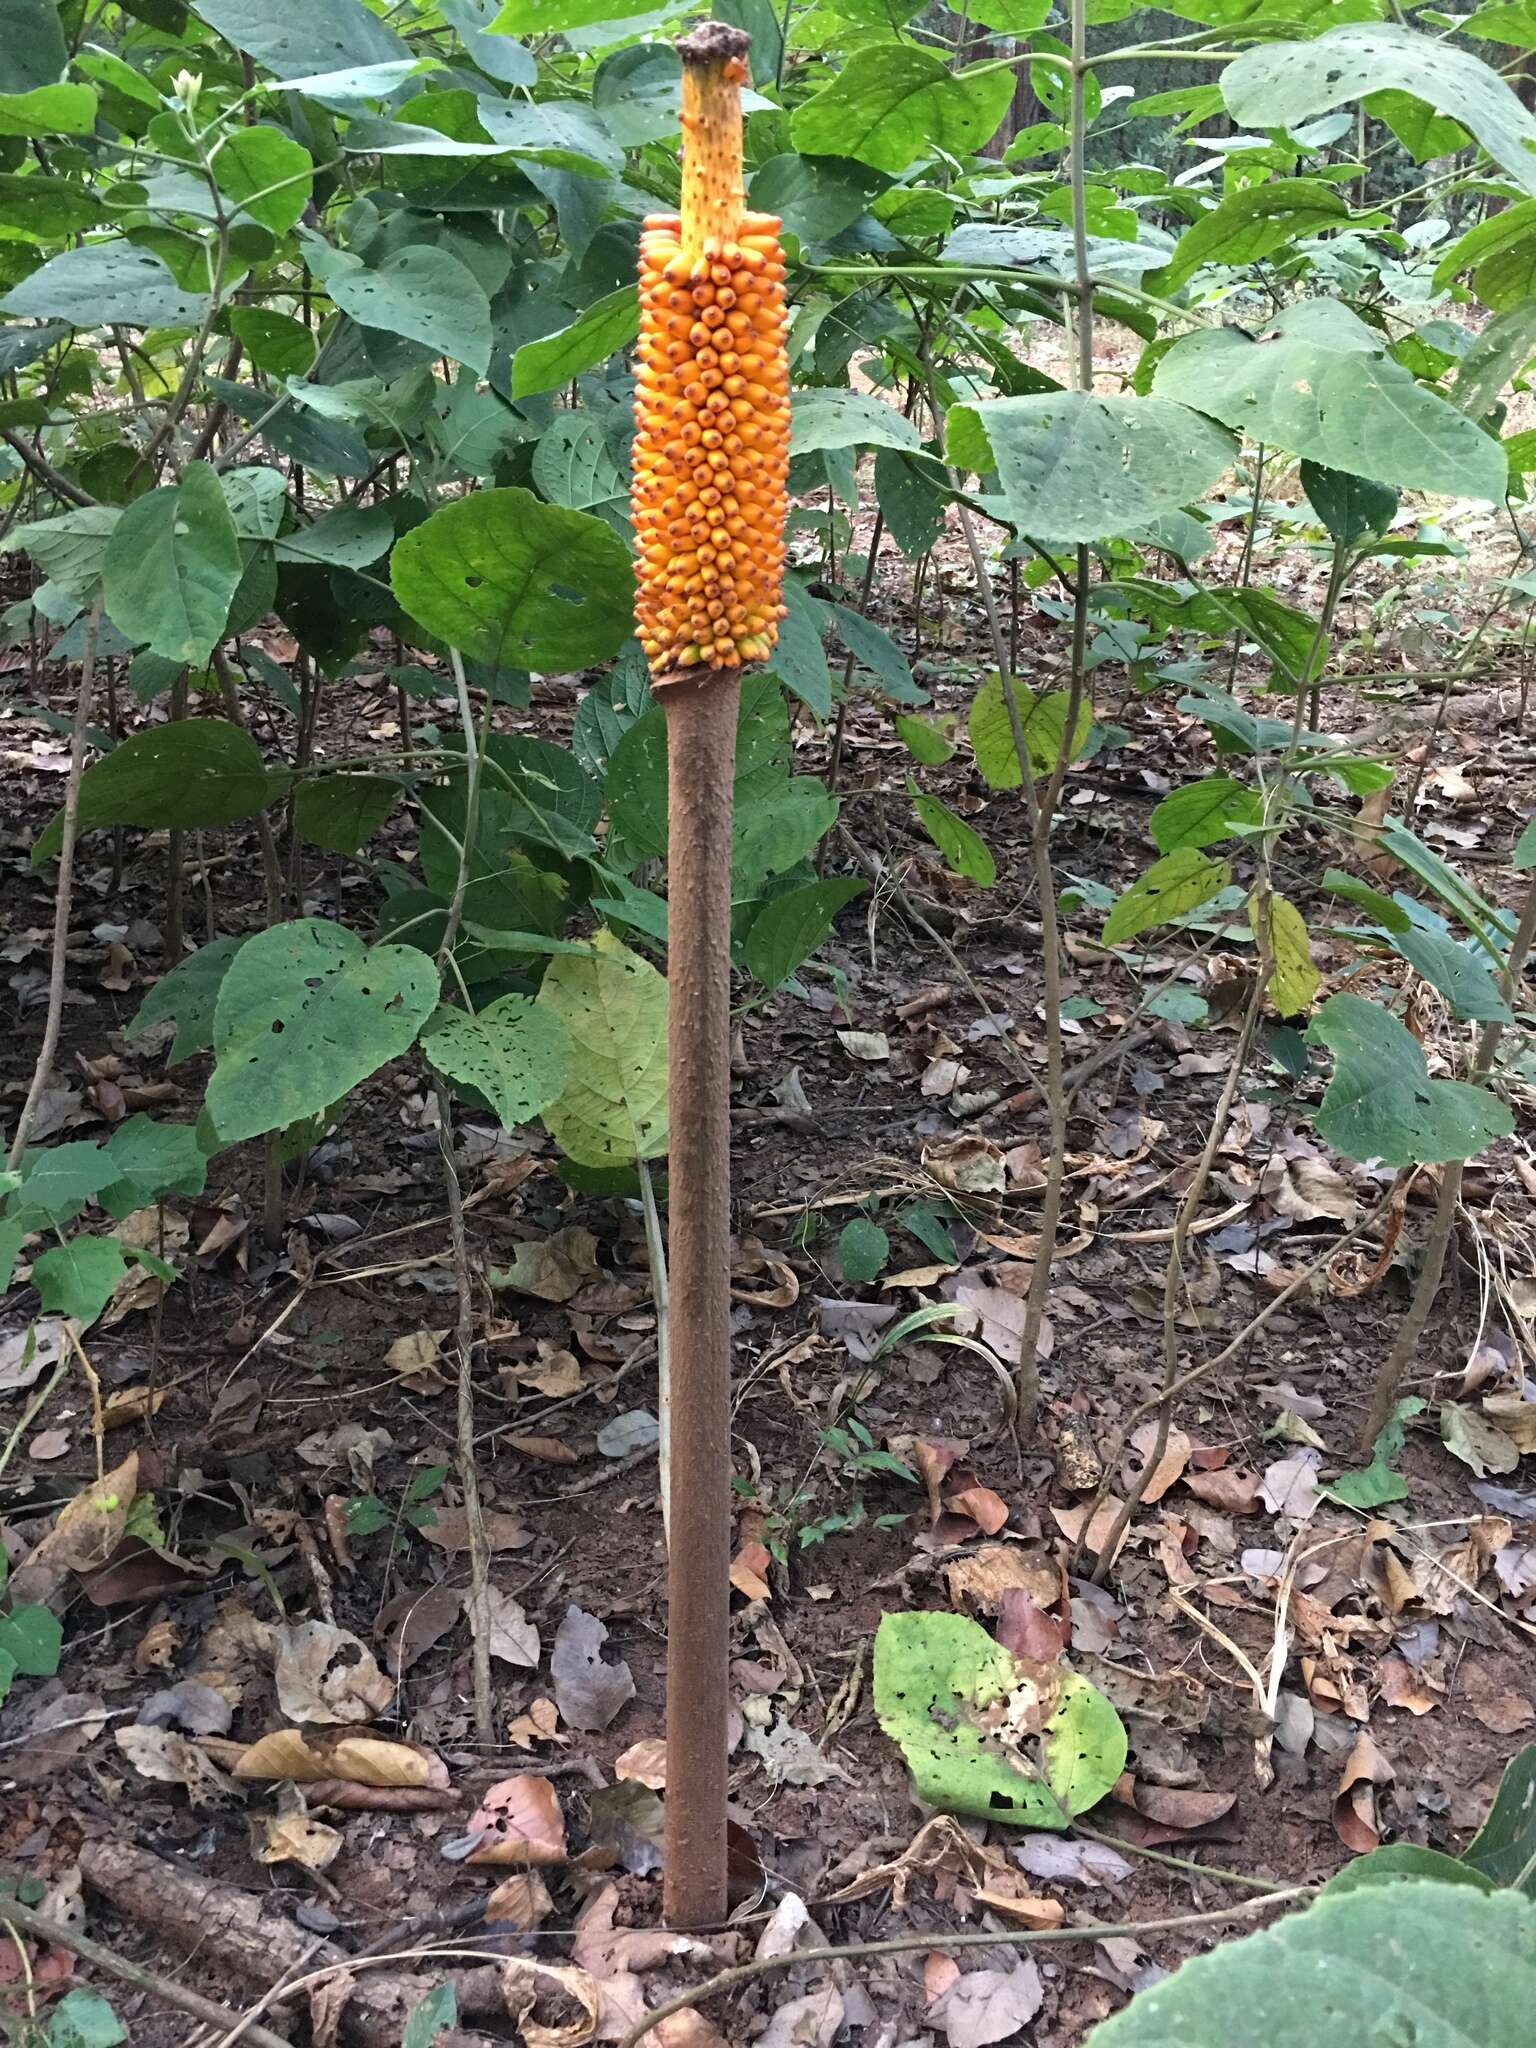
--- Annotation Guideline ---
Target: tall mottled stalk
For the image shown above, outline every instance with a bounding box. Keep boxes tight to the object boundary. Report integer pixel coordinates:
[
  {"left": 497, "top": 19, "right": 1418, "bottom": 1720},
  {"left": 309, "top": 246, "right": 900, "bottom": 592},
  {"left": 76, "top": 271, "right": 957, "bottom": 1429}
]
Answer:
[{"left": 630, "top": 21, "right": 791, "bottom": 1928}]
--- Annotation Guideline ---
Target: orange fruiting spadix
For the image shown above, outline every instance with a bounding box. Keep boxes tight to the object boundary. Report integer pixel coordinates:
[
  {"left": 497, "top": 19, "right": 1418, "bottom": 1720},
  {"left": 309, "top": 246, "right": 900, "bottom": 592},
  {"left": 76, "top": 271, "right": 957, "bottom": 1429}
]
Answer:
[{"left": 632, "top": 23, "right": 789, "bottom": 686}]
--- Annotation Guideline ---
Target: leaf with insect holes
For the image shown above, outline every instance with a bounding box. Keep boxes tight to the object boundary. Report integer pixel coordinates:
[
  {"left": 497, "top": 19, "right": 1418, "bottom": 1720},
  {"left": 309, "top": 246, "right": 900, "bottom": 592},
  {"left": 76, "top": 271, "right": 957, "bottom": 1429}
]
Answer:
[
  {"left": 1154, "top": 297, "right": 1507, "bottom": 502},
  {"left": 1308, "top": 994, "right": 1512, "bottom": 1166},
  {"left": 207, "top": 919, "right": 439, "bottom": 1146},
  {"left": 33, "top": 721, "right": 271, "bottom": 864},
  {"left": 423, "top": 996, "right": 572, "bottom": 1131},
  {"left": 391, "top": 488, "right": 634, "bottom": 673},
  {"left": 1104, "top": 849, "right": 1230, "bottom": 946},
  {"left": 551, "top": 1605, "right": 635, "bottom": 1733},
  {"left": 874, "top": 1611, "right": 1125, "bottom": 1826}
]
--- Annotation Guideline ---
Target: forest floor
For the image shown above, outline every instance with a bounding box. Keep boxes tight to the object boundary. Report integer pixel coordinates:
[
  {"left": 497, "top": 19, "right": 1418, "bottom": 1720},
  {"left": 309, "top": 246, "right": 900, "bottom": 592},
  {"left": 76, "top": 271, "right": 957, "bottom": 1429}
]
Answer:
[{"left": 3, "top": 453, "right": 1536, "bottom": 2048}]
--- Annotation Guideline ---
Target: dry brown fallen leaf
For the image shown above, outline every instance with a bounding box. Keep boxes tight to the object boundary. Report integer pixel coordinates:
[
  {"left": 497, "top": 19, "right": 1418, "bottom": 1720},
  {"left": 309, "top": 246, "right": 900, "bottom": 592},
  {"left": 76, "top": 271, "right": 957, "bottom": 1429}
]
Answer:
[
  {"left": 421, "top": 1506, "right": 533, "bottom": 1555},
  {"left": 491, "top": 1225, "right": 601, "bottom": 1303},
  {"left": 614, "top": 1738, "right": 667, "bottom": 1791},
  {"left": 383, "top": 1328, "right": 449, "bottom": 1393},
  {"left": 1051, "top": 1498, "right": 1129, "bottom": 1568},
  {"left": 273, "top": 1621, "right": 393, "bottom": 1725},
  {"left": 11, "top": 1452, "right": 140, "bottom": 1602},
  {"left": 376, "top": 1581, "right": 463, "bottom": 1678},
  {"left": 1377, "top": 1655, "right": 1441, "bottom": 1716},
  {"left": 1333, "top": 1729, "right": 1393, "bottom": 1851},
  {"left": 947, "top": 1484, "right": 1009, "bottom": 1535},
  {"left": 465, "top": 1774, "right": 568, "bottom": 1866},
  {"left": 115, "top": 1725, "right": 237, "bottom": 1808},
  {"left": 930, "top": 1960, "right": 1044, "bottom": 2048},
  {"left": 100, "top": 1385, "right": 168, "bottom": 1430},
  {"left": 944, "top": 1543, "right": 1063, "bottom": 1617},
  {"left": 486, "top": 1871, "right": 554, "bottom": 1932},
  {"left": 730, "top": 1539, "right": 772, "bottom": 1602},
  {"left": 551, "top": 1605, "right": 636, "bottom": 1733},
  {"left": 233, "top": 1728, "right": 450, "bottom": 1790},
  {"left": 255, "top": 1812, "right": 343, "bottom": 1871}
]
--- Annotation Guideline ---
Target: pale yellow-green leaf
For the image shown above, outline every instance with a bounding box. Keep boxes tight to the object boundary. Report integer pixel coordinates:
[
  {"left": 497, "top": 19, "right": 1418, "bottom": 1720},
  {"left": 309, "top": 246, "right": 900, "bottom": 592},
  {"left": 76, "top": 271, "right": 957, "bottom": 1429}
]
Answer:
[
  {"left": 1252, "top": 889, "right": 1320, "bottom": 1016},
  {"left": 1104, "top": 849, "right": 1229, "bottom": 947},
  {"left": 534, "top": 930, "right": 667, "bottom": 1166},
  {"left": 968, "top": 673, "right": 1092, "bottom": 789}
]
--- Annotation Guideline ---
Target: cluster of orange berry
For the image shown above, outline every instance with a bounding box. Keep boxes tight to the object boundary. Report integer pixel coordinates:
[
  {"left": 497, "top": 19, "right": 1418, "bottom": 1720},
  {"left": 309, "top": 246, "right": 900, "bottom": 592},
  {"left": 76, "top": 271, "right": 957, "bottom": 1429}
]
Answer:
[{"left": 632, "top": 210, "right": 790, "bottom": 680}]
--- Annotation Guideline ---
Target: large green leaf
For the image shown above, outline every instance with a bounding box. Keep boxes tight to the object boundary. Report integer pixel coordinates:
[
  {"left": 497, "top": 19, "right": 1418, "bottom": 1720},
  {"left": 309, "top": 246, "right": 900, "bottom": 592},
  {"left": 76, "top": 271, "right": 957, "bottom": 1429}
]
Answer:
[
  {"left": 1104, "top": 849, "right": 1230, "bottom": 945},
  {"left": 102, "top": 463, "right": 244, "bottom": 664},
  {"left": 3, "top": 0, "right": 68, "bottom": 95},
  {"left": 1454, "top": 303, "right": 1536, "bottom": 423},
  {"left": 1224, "top": 24, "right": 1536, "bottom": 196},
  {"left": 969, "top": 674, "right": 1092, "bottom": 787},
  {"left": 509, "top": 286, "right": 638, "bottom": 400},
  {"left": 744, "top": 877, "right": 866, "bottom": 988},
  {"left": 33, "top": 1237, "right": 131, "bottom": 1327},
  {"left": 95, "top": 1114, "right": 209, "bottom": 1220},
  {"left": 33, "top": 720, "right": 270, "bottom": 863},
  {"left": 1152, "top": 178, "right": 1355, "bottom": 293},
  {"left": 391, "top": 487, "right": 633, "bottom": 673},
  {"left": 293, "top": 775, "right": 397, "bottom": 855},
  {"left": 490, "top": 0, "right": 660, "bottom": 31},
  {"left": 1, "top": 506, "right": 120, "bottom": 606},
  {"left": 189, "top": 0, "right": 407, "bottom": 78},
  {"left": 1149, "top": 778, "right": 1264, "bottom": 854},
  {"left": 534, "top": 930, "right": 667, "bottom": 1167},
  {"left": 1308, "top": 993, "right": 1513, "bottom": 1166},
  {"left": 909, "top": 780, "right": 995, "bottom": 885},
  {"left": 1154, "top": 300, "right": 1507, "bottom": 503},
  {"left": 1300, "top": 462, "right": 1398, "bottom": 544},
  {"left": 1391, "top": 927, "right": 1512, "bottom": 1023},
  {"left": 873, "top": 1612, "right": 1126, "bottom": 1826},
  {"left": 1, "top": 243, "right": 207, "bottom": 327},
  {"left": 947, "top": 392, "right": 1234, "bottom": 545},
  {"left": 0, "top": 83, "right": 97, "bottom": 137},
  {"left": 423, "top": 995, "right": 571, "bottom": 1130},
  {"left": 211, "top": 125, "right": 313, "bottom": 235},
  {"left": 439, "top": 0, "right": 535, "bottom": 86},
  {"left": 206, "top": 919, "right": 440, "bottom": 1145},
  {"left": 790, "top": 388, "right": 922, "bottom": 458},
  {"left": 1087, "top": 1882, "right": 1536, "bottom": 2048},
  {"left": 1463, "top": 1746, "right": 1536, "bottom": 1894},
  {"left": 307, "top": 242, "right": 491, "bottom": 375},
  {"left": 127, "top": 935, "right": 248, "bottom": 1066},
  {"left": 792, "top": 47, "right": 1014, "bottom": 174}
]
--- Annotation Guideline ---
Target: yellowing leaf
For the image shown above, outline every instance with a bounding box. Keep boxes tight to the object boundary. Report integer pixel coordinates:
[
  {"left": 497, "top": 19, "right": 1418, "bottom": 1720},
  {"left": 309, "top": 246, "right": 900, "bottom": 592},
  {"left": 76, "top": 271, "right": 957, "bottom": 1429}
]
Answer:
[
  {"left": 1252, "top": 889, "right": 1320, "bottom": 1016},
  {"left": 534, "top": 930, "right": 667, "bottom": 1166}
]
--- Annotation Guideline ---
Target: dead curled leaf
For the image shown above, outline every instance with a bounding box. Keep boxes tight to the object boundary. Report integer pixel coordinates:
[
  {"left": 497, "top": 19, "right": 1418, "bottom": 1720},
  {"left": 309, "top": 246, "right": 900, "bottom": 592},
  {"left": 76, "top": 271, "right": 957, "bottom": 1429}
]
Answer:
[
  {"left": 1333, "top": 1730, "right": 1393, "bottom": 1852},
  {"left": 930, "top": 1959, "right": 1044, "bottom": 2048},
  {"left": 12, "top": 1452, "right": 140, "bottom": 1601},
  {"left": 498, "top": 1957, "right": 601, "bottom": 2047}
]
